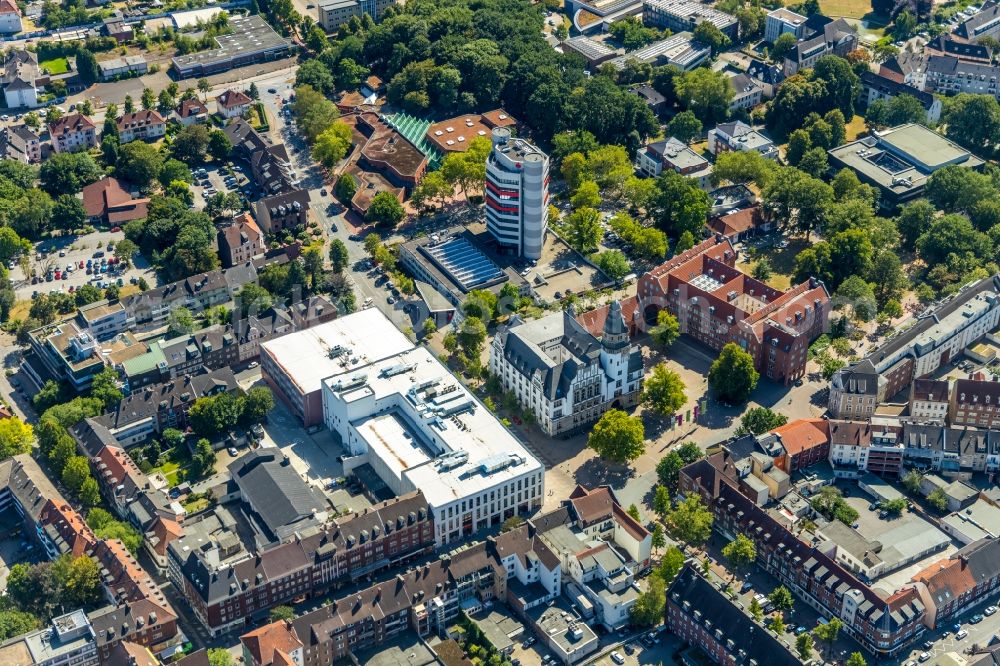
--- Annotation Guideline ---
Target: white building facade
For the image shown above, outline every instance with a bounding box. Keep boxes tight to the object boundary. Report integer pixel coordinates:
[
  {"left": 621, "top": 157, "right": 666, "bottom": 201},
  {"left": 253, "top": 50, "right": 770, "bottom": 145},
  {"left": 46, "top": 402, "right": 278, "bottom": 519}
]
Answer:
[
  {"left": 485, "top": 127, "right": 549, "bottom": 261},
  {"left": 319, "top": 314, "right": 545, "bottom": 546},
  {"left": 490, "top": 301, "right": 644, "bottom": 436}
]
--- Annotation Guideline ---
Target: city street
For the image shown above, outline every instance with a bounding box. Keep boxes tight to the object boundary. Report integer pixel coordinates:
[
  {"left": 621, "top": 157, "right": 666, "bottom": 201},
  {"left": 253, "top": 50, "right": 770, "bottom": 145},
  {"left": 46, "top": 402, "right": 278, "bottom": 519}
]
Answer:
[{"left": 251, "top": 70, "right": 418, "bottom": 333}]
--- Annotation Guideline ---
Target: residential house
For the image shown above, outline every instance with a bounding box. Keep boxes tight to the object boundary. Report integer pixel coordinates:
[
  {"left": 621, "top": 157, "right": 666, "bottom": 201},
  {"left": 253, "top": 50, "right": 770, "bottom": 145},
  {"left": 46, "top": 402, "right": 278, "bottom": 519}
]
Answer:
[
  {"left": 176, "top": 98, "right": 209, "bottom": 126},
  {"left": 924, "top": 35, "right": 992, "bottom": 63},
  {"left": 909, "top": 538, "right": 1000, "bottom": 629},
  {"left": 829, "top": 276, "right": 1000, "bottom": 416},
  {"left": 628, "top": 84, "right": 667, "bottom": 117},
  {"left": 0, "top": 0, "right": 22, "bottom": 33},
  {"left": 707, "top": 120, "right": 778, "bottom": 158},
  {"left": 860, "top": 71, "right": 942, "bottom": 124},
  {"left": 667, "top": 565, "right": 802, "bottom": 666},
  {"left": 94, "top": 368, "right": 239, "bottom": 446},
  {"left": 766, "top": 417, "right": 830, "bottom": 472},
  {"left": 635, "top": 136, "right": 712, "bottom": 187},
  {"left": 49, "top": 113, "right": 98, "bottom": 154},
  {"left": 921, "top": 55, "right": 1000, "bottom": 100},
  {"left": 728, "top": 73, "right": 762, "bottom": 111},
  {"left": 2, "top": 50, "right": 43, "bottom": 108},
  {"left": 910, "top": 378, "right": 951, "bottom": 422},
  {"left": 253, "top": 189, "right": 310, "bottom": 233},
  {"left": 225, "top": 118, "right": 295, "bottom": 195},
  {"left": 746, "top": 57, "right": 784, "bottom": 98},
  {"left": 216, "top": 89, "right": 253, "bottom": 119},
  {"left": 954, "top": 2, "right": 1000, "bottom": 43},
  {"left": 951, "top": 377, "right": 1000, "bottom": 429},
  {"left": 681, "top": 449, "right": 927, "bottom": 658},
  {"left": 117, "top": 110, "right": 166, "bottom": 143},
  {"left": 170, "top": 491, "right": 434, "bottom": 635},
  {"left": 218, "top": 213, "right": 264, "bottom": 267},
  {"left": 0, "top": 124, "right": 42, "bottom": 163},
  {"left": 81, "top": 177, "right": 150, "bottom": 225},
  {"left": 782, "top": 16, "right": 858, "bottom": 76}
]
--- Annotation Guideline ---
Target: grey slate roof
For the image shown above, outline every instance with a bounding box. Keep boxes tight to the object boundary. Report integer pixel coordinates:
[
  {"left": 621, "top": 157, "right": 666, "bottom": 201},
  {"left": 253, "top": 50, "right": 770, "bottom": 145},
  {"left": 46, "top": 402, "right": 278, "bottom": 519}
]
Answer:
[
  {"left": 496, "top": 309, "right": 603, "bottom": 400},
  {"left": 94, "top": 367, "right": 239, "bottom": 432},
  {"left": 668, "top": 565, "right": 802, "bottom": 666},
  {"left": 228, "top": 450, "right": 328, "bottom": 539}
]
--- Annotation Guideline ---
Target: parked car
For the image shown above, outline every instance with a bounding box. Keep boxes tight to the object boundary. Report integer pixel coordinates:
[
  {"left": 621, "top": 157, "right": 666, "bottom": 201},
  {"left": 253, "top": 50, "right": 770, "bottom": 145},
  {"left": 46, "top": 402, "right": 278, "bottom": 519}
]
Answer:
[
  {"left": 919, "top": 653, "right": 931, "bottom": 662},
  {"left": 248, "top": 361, "right": 259, "bottom": 369},
  {"left": 610, "top": 652, "right": 625, "bottom": 665},
  {"left": 957, "top": 630, "right": 969, "bottom": 640},
  {"left": 985, "top": 606, "right": 998, "bottom": 616},
  {"left": 227, "top": 447, "right": 239, "bottom": 457}
]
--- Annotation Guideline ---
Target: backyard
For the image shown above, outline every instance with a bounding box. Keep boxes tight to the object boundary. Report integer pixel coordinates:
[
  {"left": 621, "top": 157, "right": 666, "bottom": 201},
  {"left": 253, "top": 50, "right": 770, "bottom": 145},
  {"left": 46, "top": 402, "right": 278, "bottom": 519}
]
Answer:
[
  {"left": 819, "top": 0, "right": 875, "bottom": 18},
  {"left": 40, "top": 57, "right": 69, "bottom": 75},
  {"left": 735, "top": 236, "right": 808, "bottom": 291}
]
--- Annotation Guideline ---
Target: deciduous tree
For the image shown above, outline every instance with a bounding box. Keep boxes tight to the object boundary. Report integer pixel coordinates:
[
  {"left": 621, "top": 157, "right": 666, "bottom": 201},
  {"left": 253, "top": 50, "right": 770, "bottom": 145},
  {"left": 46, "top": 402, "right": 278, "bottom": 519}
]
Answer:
[{"left": 588, "top": 409, "right": 645, "bottom": 463}]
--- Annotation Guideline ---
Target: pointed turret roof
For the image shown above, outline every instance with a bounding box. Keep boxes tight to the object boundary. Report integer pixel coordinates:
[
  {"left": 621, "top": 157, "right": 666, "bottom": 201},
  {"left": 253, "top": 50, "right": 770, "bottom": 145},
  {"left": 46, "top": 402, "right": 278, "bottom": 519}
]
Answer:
[{"left": 602, "top": 300, "right": 628, "bottom": 340}]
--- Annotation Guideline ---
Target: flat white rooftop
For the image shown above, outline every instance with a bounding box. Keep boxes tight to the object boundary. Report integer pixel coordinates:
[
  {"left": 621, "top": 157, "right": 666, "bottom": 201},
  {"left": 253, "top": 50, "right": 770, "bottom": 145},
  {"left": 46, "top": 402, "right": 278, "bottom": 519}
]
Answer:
[
  {"left": 326, "top": 345, "right": 543, "bottom": 509},
  {"left": 261, "top": 308, "right": 413, "bottom": 396}
]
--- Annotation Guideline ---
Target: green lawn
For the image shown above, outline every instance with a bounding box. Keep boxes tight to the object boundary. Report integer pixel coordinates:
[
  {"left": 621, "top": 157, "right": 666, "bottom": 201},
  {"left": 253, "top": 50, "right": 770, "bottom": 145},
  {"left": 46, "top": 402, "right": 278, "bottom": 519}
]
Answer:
[{"left": 40, "top": 58, "right": 69, "bottom": 75}]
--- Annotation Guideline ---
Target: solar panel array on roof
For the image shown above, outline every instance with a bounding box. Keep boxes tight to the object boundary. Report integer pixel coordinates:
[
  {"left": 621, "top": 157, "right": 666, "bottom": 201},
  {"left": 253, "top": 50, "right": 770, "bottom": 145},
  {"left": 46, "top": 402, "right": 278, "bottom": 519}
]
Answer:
[{"left": 425, "top": 236, "right": 504, "bottom": 291}]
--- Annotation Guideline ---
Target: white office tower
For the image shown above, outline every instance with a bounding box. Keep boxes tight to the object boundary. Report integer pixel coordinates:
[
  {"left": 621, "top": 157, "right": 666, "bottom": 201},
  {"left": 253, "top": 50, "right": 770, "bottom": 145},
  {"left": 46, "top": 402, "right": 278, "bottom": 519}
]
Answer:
[{"left": 485, "top": 127, "right": 549, "bottom": 261}]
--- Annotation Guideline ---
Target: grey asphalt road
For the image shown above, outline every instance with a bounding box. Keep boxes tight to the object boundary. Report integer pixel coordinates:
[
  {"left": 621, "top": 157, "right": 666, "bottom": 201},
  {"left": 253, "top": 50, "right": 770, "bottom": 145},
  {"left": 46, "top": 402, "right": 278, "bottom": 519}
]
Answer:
[{"left": 251, "top": 72, "right": 418, "bottom": 333}]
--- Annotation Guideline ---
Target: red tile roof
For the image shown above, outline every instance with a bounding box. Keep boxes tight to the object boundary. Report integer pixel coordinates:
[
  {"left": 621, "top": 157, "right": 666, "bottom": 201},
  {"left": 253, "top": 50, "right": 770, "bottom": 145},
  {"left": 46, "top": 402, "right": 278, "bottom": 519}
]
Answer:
[
  {"left": 772, "top": 418, "right": 830, "bottom": 457},
  {"left": 912, "top": 557, "right": 976, "bottom": 603},
  {"left": 576, "top": 295, "right": 640, "bottom": 338},
  {"left": 177, "top": 98, "right": 208, "bottom": 118},
  {"left": 81, "top": 177, "right": 149, "bottom": 223},
  {"left": 0, "top": 0, "right": 21, "bottom": 15},
  {"left": 48, "top": 113, "right": 95, "bottom": 137},
  {"left": 217, "top": 89, "right": 252, "bottom": 109},
  {"left": 708, "top": 206, "right": 764, "bottom": 238},
  {"left": 116, "top": 109, "right": 165, "bottom": 131},
  {"left": 241, "top": 621, "right": 303, "bottom": 666}
]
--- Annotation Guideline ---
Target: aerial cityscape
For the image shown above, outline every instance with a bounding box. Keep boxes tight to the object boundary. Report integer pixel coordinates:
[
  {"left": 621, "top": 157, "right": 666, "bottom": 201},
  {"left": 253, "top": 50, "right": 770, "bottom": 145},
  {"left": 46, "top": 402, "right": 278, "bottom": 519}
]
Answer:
[{"left": 0, "top": 0, "right": 998, "bottom": 665}]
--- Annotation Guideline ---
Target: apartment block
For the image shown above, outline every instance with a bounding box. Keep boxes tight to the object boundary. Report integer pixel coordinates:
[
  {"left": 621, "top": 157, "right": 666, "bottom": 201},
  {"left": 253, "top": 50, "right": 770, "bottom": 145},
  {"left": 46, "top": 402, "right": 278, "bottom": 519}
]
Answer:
[
  {"left": 116, "top": 110, "right": 166, "bottom": 143},
  {"left": 830, "top": 275, "right": 1000, "bottom": 417},
  {"left": 680, "top": 451, "right": 927, "bottom": 658},
  {"left": 49, "top": 113, "right": 97, "bottom": 153},
  {"left": 169, "top": 492, "right": 434, "bottom": 636}
]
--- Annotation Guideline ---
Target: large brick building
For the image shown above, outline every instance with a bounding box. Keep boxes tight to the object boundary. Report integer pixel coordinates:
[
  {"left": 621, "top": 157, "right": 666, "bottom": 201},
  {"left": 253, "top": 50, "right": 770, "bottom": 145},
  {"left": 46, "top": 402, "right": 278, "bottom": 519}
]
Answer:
[
  {"left": 635, "top": 237, "right": 829, "bottom": 385},
  {"left": 168, "top": 491, "right": 434, "bottom": 636},
  {"left": 680, "top": 450, "right": 927, "bottom": 658}
]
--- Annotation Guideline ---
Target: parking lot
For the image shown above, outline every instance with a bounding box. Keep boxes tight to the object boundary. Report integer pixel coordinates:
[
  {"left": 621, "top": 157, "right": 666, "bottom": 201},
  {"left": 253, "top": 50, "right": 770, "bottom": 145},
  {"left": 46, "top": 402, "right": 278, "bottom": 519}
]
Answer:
[
  {"left": 9, "top": 229, "right": 158, "bottom": 300},
  {"left": 0, "top": 515, "right": 43, "bottom": 593},
  {"left": 189, "top": 162, "right": 256, "bottom": 211}
]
